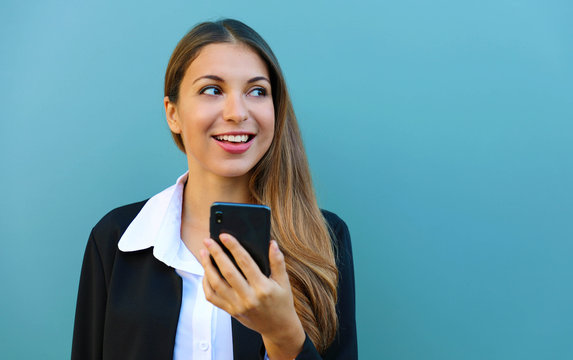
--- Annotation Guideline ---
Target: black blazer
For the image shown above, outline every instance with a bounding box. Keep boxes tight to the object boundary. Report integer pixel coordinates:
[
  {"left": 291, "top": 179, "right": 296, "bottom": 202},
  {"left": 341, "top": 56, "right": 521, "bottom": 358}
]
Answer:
[{"left": 72, "top": 200, "right": 357, "bottom": 359}]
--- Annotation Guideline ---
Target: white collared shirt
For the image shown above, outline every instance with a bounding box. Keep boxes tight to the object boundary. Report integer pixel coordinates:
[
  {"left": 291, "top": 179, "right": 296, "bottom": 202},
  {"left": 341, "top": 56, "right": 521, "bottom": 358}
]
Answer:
[{"left": 118, "top": 172, "right": 233, "bottom": 360}]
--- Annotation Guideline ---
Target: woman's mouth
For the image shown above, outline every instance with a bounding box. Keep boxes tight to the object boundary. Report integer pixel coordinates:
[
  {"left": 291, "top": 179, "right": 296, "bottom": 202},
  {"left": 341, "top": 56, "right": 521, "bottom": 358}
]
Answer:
[
  {"left": 212, "top": 133, "right": 255, "bottom": 154},
  {"left": 213, "top": 134, "right": 252, "bottom": 143}
]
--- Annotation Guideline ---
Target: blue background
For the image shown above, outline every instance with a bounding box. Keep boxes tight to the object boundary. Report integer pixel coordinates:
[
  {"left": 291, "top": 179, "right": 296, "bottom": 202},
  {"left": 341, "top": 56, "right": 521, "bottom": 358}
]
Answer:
[{"left": 1, "top": 0, "right": 572, "bottom": 359}]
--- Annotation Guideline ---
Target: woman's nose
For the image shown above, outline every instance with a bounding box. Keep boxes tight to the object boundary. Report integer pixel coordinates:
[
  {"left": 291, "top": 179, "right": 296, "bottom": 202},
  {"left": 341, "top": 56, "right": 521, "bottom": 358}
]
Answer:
[{"left": 223, "top": 93, "right": 248, "bottom": 123}]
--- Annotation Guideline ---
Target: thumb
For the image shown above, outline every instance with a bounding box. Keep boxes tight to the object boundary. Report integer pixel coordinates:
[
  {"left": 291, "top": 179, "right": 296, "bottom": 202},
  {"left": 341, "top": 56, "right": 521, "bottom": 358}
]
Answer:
[{"left": 269, "top": 240, "right": 289, "bottom": 286}]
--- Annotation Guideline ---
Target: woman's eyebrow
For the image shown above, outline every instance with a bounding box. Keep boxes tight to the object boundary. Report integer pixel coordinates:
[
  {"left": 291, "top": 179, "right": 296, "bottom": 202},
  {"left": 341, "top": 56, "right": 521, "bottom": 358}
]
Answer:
[
  {"left": 192, "top": 75, "right": 270, "bottom": 84},
  {"left": 193, "top": 74, "right": 223, "bottom": 84},
  {"left": 248, "top": 76, "right": 271, "bottom": 84}
]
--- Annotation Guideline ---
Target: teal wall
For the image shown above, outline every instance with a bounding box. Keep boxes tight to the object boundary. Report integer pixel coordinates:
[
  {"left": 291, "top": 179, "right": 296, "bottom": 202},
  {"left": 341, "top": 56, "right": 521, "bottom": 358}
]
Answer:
[{"left": 1, "top": 0, "right": 572, "bottom": 359}]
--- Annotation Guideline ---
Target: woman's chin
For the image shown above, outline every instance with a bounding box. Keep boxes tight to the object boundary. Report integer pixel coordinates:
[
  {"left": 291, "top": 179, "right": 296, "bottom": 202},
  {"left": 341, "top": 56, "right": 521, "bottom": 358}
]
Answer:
[{"left": 202, "top": 165, "right": 253, "bottom": 181}]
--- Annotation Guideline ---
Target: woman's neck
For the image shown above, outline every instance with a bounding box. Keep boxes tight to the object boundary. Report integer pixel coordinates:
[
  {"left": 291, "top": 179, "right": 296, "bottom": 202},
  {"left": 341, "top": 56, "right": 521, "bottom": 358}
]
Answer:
[{"left": 181, "top": 171, "right": 251, "bottom": 239}]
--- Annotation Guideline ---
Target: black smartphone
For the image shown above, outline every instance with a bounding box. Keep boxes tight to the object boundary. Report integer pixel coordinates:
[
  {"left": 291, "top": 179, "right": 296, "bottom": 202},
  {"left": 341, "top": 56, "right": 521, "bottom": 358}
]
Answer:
[{"left": 209, "top": 202, "right": 271, "bottom": 277}]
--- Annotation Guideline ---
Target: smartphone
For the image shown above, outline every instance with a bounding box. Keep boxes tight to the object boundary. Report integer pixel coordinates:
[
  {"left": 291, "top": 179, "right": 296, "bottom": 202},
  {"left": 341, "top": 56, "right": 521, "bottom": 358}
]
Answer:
[{"left": 209, "top": 202, "right": 271, "bottom": 277}]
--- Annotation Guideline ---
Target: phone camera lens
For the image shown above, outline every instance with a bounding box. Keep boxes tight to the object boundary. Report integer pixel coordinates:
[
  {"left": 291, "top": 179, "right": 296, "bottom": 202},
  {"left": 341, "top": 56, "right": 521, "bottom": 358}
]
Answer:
[{"left": 215, "top": 211, "right": 223, "bottom": 224}]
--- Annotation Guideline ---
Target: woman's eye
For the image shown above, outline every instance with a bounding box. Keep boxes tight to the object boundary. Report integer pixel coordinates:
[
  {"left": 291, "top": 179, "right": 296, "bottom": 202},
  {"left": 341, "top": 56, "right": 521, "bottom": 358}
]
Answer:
[
  {"left": 249, "top": 87, "right": 267, "bottom": 97},
  {"left": 200, "top": 86, "right": 221, "bottom": 96}
]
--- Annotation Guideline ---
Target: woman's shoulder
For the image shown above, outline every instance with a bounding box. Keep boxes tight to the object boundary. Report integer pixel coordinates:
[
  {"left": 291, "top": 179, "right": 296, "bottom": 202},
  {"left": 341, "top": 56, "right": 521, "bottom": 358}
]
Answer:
[
  {"left": 320, "top": 209, "right": 351, "bottom": 240},
  {"left": 90, "top": 200, "right": 148, "bottom": 248},
  {"left": 320, "top": 209, "right": 353, "bottom": 256},
  {"left": 320, "top": 209, "right": 347, "bottom": 228}
]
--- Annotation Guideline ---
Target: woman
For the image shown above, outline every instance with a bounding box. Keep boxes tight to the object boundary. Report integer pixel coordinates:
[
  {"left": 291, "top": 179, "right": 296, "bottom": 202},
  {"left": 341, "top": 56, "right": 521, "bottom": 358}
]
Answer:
[{"left": 72, "top": 19, "right": 357, "bottom": 360}]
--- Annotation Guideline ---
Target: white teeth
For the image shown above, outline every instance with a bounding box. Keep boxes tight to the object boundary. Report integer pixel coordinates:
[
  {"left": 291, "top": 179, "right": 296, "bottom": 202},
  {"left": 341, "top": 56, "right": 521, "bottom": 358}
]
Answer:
[{"left": 215, "top": 134, "right": 249, "bottom": 143}]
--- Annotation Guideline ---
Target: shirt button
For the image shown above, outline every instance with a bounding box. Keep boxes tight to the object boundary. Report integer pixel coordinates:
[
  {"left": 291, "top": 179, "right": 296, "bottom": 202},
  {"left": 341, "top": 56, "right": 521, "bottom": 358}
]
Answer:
[{"left": 199, "top": 341, "right": 209, "bottom": 351}]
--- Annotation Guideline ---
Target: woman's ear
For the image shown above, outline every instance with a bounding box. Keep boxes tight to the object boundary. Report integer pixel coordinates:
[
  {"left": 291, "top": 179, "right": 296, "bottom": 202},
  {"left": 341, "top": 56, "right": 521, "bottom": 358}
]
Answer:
[{"left": 164, "top": 96, "right": 182, "bottom": 134}]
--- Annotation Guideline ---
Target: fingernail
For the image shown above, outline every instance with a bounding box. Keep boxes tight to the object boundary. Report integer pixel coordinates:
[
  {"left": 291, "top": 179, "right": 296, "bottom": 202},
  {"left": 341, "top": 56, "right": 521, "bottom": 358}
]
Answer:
[{"left": 203, "top": 238, "right": 212, "bottom": 247}]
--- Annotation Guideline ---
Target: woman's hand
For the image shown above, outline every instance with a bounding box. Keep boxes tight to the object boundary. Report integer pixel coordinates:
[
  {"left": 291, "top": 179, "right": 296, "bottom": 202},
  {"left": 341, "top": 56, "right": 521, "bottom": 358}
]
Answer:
[{"left": 200, "top": 234, "right": 306, "bottom": 360}]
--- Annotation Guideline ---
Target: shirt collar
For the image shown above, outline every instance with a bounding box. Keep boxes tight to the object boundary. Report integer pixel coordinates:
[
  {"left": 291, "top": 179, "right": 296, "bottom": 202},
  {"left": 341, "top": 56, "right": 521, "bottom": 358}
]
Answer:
[{"left": 118, "top": 171, "right": 204, "bottom": 275}]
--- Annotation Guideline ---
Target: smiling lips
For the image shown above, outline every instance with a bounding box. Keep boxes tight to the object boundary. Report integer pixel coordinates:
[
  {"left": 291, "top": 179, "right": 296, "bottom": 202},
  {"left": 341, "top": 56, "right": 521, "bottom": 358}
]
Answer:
[{"left": 212, "top": 132, "right": 255, "bottom": 154}]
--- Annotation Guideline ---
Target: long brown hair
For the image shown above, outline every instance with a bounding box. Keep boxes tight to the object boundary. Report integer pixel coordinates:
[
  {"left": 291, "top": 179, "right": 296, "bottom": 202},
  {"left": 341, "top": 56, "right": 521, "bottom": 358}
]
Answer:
[{"left": 164, "top": 19, "right": 338, "bottom": 352}]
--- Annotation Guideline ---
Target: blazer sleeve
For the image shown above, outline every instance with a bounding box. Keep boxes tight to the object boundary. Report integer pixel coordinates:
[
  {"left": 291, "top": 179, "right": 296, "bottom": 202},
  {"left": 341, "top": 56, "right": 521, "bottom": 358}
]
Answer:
[
  {"left": 295, "top": 212, "right": 358, "bottom": 359},
  {"left": 71, "top": 230, "right": 107, "bottom": 360},
  {"left": 71, "top": 200, "right": 145, "bottom": 359}
]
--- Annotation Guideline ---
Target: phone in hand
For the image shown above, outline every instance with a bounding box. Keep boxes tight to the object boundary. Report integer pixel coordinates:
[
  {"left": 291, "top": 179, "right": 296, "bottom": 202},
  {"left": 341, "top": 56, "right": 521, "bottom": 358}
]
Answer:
[{"left": 209, "top": 202, "right": 271, "bottom": 277}]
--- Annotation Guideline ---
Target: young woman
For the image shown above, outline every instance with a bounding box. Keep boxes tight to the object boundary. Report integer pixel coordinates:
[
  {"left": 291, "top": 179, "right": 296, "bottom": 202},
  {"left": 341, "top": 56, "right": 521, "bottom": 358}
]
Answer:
[{"left": 72, "top": 19, "right": 357, "bottom": 360}]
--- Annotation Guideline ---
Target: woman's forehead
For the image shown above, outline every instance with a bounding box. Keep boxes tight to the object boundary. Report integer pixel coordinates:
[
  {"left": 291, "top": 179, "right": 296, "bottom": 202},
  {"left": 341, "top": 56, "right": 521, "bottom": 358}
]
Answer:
[{"left": 185, "top": 43, "right": 269, "bottom": 81}]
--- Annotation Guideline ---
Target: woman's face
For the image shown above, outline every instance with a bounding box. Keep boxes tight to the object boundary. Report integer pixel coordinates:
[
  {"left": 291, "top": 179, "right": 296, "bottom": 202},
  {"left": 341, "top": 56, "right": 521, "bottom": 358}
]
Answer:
[{"left": 165, "top": 43, "right": 275, "bottom": 180}]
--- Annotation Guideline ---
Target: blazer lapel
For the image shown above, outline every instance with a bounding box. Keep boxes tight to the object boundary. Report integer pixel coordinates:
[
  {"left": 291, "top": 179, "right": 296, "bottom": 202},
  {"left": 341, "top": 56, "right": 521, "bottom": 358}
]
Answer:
[{"left": 232, "top": 318, "right": 264, "bottom": 360}]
